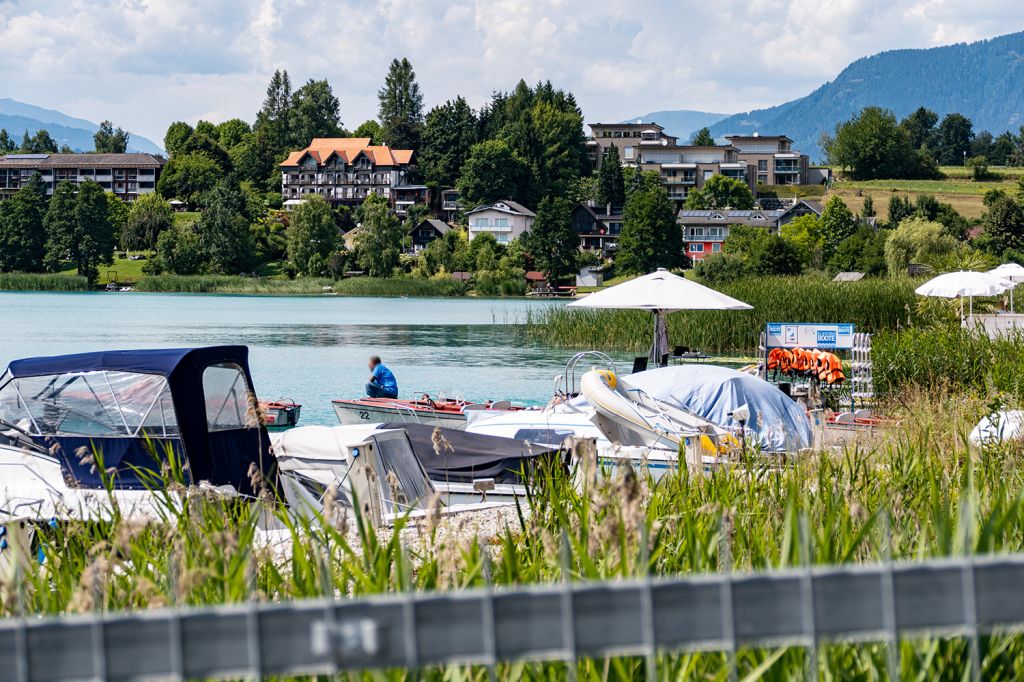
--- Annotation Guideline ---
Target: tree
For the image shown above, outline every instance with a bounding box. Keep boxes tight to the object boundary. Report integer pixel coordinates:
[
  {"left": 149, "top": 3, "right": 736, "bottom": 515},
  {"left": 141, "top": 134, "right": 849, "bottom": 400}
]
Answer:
[
  {"left": 616, "top": 184, "right": 684, "bottom": 274},
  {"left": 980, "top": 193, "right": 1024, "bottom": 255},
  {"left": 684, "top": 175, "right": 755, "bottom": 210},
  {"left": 230, "top": 126, "right": 279, "bottom": 191},
  {"left": 93, "top": 120, "right": 129, "bottom": 153},
  {"left": 747, "top": 235, "right": 802, "bottom": 276},
  {"left": 377, "top": 58, "right": 423, "bottom": 150},
  {"left": 823, "top": 107, "right": 936, "bottom": 180},
  {"left": 73, "top": 181, "right": 117, "bottom": 282},
  {"left": 289, "top": 79, "right": 343, "bottom": 148},
  {"left": 43, "top": 181, "right": 77, "bottom": 272},
  {"left": 884, "top": 217, "right": 957, "bottom": 276},
  {"left": 0, "top": 174, "right": 47, "bottom": 272},
  {"left": 155, "top": 222, "right": 205, "bottom": 275},
  {"left": 419, "top": 97, "right": 478, "bottom": 190},
  {"left": 819, "top": 196, "right": 858, "bottom": 256},
  {"left": 287, "top": 195, "right": 338, "bottom": 276},
  {"left": 862, "top": 195, "right": 876, "bottom": 218},
  {"left": 197, "top": 179, "right": 256, "bottom": 274},
  {"left": 123, "top": 193, "right": 174, "bottom": 250},
  {"left": 157, "top": 152, "right": 222, "bottom": 206},
  {"left": 216, "top": 119, "right": 251, "bottom": 149},
  {"left": 0, "top": 129, "right": 17, "bottom": 154},
  {"left": 106, "top": 192, "right": 129, "bottom": 249},
  {"left": 20, "top": 129, "right": 58, "bottom": 154},
  {"left": 525, "top": 196, "right": 578, "bottom": 282},
  {"left": 597, "top": 146, "right": 625, "bottom": 209},
  {"left": 456, "top": 140, "right": 529, "bottom": 209},
  {"left": 899, "top": 107, "right": 938, "bottom": 151},
  {"left": 527, "top": 100, "right": 588, "bottom": 201},
  {"left": 933, "top": 113, "right": 974, "bottom": 166},
  {"left": 829, "top": 226, "right": 888, "bottom": 276},
  {"left": 691, "top": 127, "right": 715, "bottom": 146},
  {"left": 355, "top": 193, "right": 403, "bottom": 276},
  {"left": 693, "top": 252, "right": 749, "bottom": 285},
  {"left": 163, "top": 122, "right": 194, "bottom": 157},
  {"left": 888, "top": 195, "right": 915, "bottom": 227},
  {"left": 780, "top": 214, "right": 825, "bottom": 268},
  {"left": 352, "top": 120, "right": 382, "bottom": 144},
  {"left": 254, "top": 69, "right": 293, "bottom": 154}
]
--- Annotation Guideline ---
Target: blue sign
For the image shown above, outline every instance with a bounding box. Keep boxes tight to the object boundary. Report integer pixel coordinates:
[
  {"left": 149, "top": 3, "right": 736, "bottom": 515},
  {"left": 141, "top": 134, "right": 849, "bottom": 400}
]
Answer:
[{"left": 765, "top": 323, "right": 854, "bottom": 350}]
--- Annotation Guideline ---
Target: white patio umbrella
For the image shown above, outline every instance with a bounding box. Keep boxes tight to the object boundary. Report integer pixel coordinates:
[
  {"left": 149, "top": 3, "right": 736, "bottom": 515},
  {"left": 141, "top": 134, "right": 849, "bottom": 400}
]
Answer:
[
  {"left": 988, "top": 263, "right": 1024, "bottom": 312},
  {"left": 915, "top": 270, "right": 1012, "bottom": 321},
  {"left": 568, "top": 268, "right": 752, "bottom": 366}
]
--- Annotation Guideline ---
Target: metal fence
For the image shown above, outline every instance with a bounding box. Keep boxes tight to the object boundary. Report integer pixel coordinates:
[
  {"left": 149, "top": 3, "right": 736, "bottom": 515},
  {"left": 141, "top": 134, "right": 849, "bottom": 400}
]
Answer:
[{"left": 4, "top": 552, "right": 1024, "bottom": 681}]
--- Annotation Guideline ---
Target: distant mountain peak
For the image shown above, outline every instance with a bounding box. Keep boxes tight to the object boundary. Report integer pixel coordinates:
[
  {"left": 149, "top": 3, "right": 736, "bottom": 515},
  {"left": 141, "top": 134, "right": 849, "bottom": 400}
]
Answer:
[
  {"left": 619, "top": 109, "right": 731, "bottom": 140},
  {"left": 0, "top": 99, "right": 163, "bottom": 154}
]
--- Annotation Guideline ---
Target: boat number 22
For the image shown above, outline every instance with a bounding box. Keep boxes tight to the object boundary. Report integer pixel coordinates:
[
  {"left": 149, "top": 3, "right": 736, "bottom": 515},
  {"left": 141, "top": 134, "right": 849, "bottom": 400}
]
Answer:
[{"left": 358, "top": 411, "right": 370, "bottom": 420}]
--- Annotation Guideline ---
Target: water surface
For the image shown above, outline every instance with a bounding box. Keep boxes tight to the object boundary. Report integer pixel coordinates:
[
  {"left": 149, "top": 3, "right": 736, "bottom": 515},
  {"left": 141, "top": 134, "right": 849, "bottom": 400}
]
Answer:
[{"left": 0, "top": 292, "right": 626, "bottom": 425}]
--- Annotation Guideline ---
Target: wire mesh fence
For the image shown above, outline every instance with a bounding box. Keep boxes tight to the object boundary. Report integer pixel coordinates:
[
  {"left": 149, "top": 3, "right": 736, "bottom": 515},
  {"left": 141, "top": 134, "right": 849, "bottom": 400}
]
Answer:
[{"left": 3, "top": 551, "right": 1024, "bottom": 681}]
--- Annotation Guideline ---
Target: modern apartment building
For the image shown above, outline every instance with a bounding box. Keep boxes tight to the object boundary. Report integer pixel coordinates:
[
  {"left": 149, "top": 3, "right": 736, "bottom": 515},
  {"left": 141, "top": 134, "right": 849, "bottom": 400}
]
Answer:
[
  {"left": 725, "top": 135, "right": 810, "bottom": 186},
  {"left": 279, "top": 138, "right": 427, "bottom": 210},
  {"left": 678, "top": 200, "right": 823, "bottom": 261},
  {"left": 0, "top": 153, "right": 164, "bottom": 201}
]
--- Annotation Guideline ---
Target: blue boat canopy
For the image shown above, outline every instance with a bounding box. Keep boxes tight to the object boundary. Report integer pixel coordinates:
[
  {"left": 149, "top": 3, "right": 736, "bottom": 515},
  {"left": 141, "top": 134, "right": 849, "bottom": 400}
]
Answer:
[{"left": 0, "top": 346, "right": 274, "bottom": 494}]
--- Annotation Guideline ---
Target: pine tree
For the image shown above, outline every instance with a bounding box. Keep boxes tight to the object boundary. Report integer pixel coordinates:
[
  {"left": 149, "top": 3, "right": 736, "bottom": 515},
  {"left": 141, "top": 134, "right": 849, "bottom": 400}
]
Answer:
[
  {"left": 94, "top": 120, "right": 130, "bottom": 153},
  {"left": 617, "top": 184, "right": 683, "bottom": 274},
  {"left": 420, "top": 97, "right": 478, "bottom": 189},
  {"left": 255, "top": 70, "right": 293, "bottom": 153},
  {"left": 378, "top": 58, "right": 423, "bottom": 150},
  {"left": 691, "top": 127, "right": 715, "bottom": 146},
  {"left": 597, "top": 146, "right": 625, "bottom": 209},
  {"left": 288, "top": 79, "right": 342, "bottom": 148},
  {"left": 73, "top": 181, "right": 117, "bottom": 282},
  {"left": 43, "top": 181, "right": 77, "bottom": 272},
  {"left": 0, "top": 174, "right": 47, "bottom": 272},
  {"left": 525, "top": 196, "right": 579, "bottom": 283},
  {"left": 0, "top": 129, "right": 15, "bottom": 154}
]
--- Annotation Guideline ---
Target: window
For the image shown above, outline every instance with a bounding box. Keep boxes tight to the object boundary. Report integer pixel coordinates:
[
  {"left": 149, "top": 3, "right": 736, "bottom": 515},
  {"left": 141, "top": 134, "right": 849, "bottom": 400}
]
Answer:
[
  {"left": 203, "top": 363, "right": 251, "bottom": 431},
  {"left": 689, "top": 243, "right": 704, "bottom": 253},
  {"left": 494, "top": 218, "right": 509, "bottom": 228},
  {"left": 472, "top": 218, "right": 490, "bottom": 228},
  {"left": 758, "top": 173, "right": 769, "bottom": 184},
  {"left": 757, "top": 159, "right": 768, "bottom": 172},
  {"left": 712, "top": 243, "right": 722, "bottom": 252},
  {"left": 496, "top": 233, "right": 509, "bottom": 243},
  {"left": 703, "top": 170, "right": 714, "bottom": 181},
  {"left": 624, "top": 147, "right": 634, "bottom": 160}
]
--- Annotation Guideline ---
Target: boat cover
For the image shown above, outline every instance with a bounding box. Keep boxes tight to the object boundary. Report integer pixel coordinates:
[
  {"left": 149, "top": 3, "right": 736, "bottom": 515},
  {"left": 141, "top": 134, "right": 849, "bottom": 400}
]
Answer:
[
  {"left": 2, "top": 346, "right": 273, "bottom": 493},
  {"left": 622, "top": 365, "right": 813, "bottom": 452},
  {"left": 382, "top": 423, "right": 563, "bottom": 484}
]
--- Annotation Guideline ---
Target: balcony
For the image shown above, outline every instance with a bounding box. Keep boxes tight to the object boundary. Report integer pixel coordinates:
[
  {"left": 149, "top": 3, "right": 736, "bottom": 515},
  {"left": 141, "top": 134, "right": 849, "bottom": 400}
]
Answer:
[{"left": 773, "top": 164, "right": 800, "bottom": 174}]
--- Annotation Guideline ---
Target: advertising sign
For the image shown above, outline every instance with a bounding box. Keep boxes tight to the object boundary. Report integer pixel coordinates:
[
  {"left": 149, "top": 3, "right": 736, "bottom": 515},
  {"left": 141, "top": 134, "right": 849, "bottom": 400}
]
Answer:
[{"left": 765, "top": 322, "right": 855, "bottom": 350}]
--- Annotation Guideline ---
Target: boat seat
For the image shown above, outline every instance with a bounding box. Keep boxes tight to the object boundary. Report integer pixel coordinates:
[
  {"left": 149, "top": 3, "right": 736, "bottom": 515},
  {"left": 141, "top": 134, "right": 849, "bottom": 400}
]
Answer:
[
  {"left": 490, "top": 400, "right": 512, "bottom": 410},
  {"left": 631, "top": 357, "right": 648, "bottom": 374},
  {"left": 461, "top": 403, "right": 488, "bottom": 411}
]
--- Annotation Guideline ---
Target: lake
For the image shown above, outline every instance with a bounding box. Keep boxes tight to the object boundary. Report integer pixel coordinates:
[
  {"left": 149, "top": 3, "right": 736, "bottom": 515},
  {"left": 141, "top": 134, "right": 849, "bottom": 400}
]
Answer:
[{"left": 0, "top": 292, "right": 628, "bottom": 425}]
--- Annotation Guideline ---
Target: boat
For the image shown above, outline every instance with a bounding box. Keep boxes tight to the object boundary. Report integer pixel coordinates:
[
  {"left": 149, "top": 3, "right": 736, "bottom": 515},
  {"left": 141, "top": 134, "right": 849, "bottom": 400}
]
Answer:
[
  {"left": 260, "top": 400, "right": 302, "bottom": 428},
  {"left": 332, "top": 393, "right": 523, "bottom": 429}
]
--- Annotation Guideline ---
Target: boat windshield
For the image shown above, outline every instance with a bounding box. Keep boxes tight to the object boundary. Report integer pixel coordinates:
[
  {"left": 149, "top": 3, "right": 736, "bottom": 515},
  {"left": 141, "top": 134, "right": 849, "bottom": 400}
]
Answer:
[{"left": 0, "top": 369, "right": 179, "bottom": 438}]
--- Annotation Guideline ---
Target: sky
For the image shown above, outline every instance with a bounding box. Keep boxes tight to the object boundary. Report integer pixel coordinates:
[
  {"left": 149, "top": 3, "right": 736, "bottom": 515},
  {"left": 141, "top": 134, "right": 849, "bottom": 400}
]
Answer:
[{"left": 2, "top": 0, "right": 1024, "bottom": 145}]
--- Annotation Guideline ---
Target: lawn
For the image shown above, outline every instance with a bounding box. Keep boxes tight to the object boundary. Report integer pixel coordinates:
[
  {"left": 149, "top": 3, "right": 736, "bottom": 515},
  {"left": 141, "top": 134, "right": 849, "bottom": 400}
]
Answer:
[{"left": 59, "top": 252, "right": 153, "bottom": 285}]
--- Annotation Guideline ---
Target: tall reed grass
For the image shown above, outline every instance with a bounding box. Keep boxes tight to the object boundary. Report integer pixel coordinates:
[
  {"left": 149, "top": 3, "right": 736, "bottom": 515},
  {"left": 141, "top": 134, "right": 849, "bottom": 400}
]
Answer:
[
  {"left": 6, "top": 400, "right": 1024, "bottom": 678},
  {"left": 0, "top": 273, "right": 89, "bottom": 291},
  {"left": 527, "top": 275, "right": 919, "bottom": 352},
  {"left": 134, "top": 275, "right": 470, "bottom": 296}
]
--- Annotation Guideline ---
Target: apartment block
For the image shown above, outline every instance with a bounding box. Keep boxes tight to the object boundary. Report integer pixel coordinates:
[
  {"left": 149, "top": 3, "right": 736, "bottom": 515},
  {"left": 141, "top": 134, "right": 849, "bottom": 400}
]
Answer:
[
  {"left": 725, "top": 135, "right": 810, "bottom": 186},
  {"left": 280, "top": 138, "right": 427, "bottom": 212},
  {"left": 0, "top": 153, "right": 164, "bottom": 201},
  {"left": 678, "top": 200, "right": 822, "bottom": 261}
]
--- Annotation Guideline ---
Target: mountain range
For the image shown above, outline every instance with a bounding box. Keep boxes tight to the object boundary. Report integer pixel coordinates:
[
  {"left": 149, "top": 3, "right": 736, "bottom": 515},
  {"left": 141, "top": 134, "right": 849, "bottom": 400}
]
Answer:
[
  {"left": 620, "top": 109, "right": 730, "bottom": 141},
  {"left": 0, "top": 99, "right": 163, "bottom": 154},
  {"left": 633, "top": 31, "right": 1024, "bottom": 162}
]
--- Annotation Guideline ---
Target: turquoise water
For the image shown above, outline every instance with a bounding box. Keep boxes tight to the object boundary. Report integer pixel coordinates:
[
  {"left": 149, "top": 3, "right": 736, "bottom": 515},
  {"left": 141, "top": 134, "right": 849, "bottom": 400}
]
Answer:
[{"left": 0, "top": 292, "right": 624, "bottom": 425}]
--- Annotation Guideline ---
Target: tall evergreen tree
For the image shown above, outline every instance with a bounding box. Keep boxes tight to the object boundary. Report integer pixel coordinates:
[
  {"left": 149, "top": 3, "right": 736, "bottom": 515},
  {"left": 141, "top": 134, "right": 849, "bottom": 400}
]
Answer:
[
  {"left": 819, "top": 196, "right": 858, "bottom": 257},
  {"left": 73, "top": 181, "right": 117, "bottom": 282},
  {"left": 419, "top": 97, "right": 478, "bottom": 190},
  {"left": 197, "top": 178, "right": 255, "bottom": 274},
  {"left": 377, "top": 58, "right": 424, "bottom": 150},
  {"left": 0, "top": 129, "right": 15, "bottom": 154},
  {"left": 0, "top": 174, "right": 47, "bottom": 272},
  {"left": 691, "top": 127, "right": 715, "bottom": 146},
  {"left": 597, "top": 146, "right": 625, "bottom": 209},
  {"left": 288, "top": 79, "right": 343, "bottom": 148},
  {"left": 43, "top": 181, "right": 77, "bottom": 272},
  {"left": 525, "top": 196, "right": 579, "bottom": 282},
  {"left": 617, "top": 184, "right": 684, "bottom": 274},
  {"left": 93, "top": 120, "right": 130, "bottom": 153},
  {"left": 254, "top": 69, "right": 293, "bottom": 154}
]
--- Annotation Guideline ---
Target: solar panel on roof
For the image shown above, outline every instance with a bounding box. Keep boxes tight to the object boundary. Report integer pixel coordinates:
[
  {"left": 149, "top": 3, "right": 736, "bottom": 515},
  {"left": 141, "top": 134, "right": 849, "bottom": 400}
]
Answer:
[{"left": 5, "top": 154, "right": 50, "bottom": 159}]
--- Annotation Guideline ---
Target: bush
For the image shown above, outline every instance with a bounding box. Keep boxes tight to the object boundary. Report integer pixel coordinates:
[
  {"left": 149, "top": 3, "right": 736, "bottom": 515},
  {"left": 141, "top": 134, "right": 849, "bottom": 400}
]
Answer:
[{"left": 693, "top": 252, "right": 749, "bottom": 285}]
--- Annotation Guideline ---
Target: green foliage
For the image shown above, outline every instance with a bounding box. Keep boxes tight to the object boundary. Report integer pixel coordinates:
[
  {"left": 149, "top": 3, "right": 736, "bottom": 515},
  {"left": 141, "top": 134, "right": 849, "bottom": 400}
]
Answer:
[
  {"left": 979, "top": 192, "right": 1024, "bottom": 255},
  {"left": 355, "top": 193, "right": 403, "bottom": 277},
  {"left": 377, "top": 57, "right": 423, "bottom": 150},
  {"left": 597, "top": 146, "right": 625, "bottom": 209},
  {"left": 0, "top": 272, "right": 88, "bottom": 291},
  {"left": 122, "top": 193, "right": 173, "bottom": 250},
  {"left": 684, "top": 174, "right": 755, "bottom": 210},
  {"left": 861, "top": 194, "right": 875, "bottom": 217},
  {"left": 690, "top": 126, "right": 715, "bottom": 145},
  {"left": 828, "top": 226, "right": 889, "bottom": 276},
  {"left": 288, "top": 78, "right": 343, "bottom": 148},
  {"left": 780, "top": 214, "right": 825, "bottom": 268},
  {"left": 196, "top": 179, "right": 256, "bottom": 274},
  {"left": 934, "top": 113, "right": 974, "bottom": 166},
  {"left": 692, "top": 252, "right": 749, "bottom": 285},
  {"left": 215, "top": 119, "right": 251, "bottom": 149},
  {"left": 0, "top": 173, "right": 47, "bottom": 272},
  {"left": 725, "top": 226, "right": 803, "bottom": 276},
  {"left": 93, "top": 120, "right": 129, "bottom": 153},
  {"left": 154, "top": 221, "right": 205, "bottom": 275},
  {"left": 352, "top": 119, "right": 382, "bottom": 145},
  {"left": 286, "top": 195, "right": 338, "bottom": 276},
  {"left": 824, "top": 106, "right": 940, "bottom": 180},
  {"left": 884, "top": 217, "right": 957, "bottom": 276},
  {"left": 525, "top": 195, "right": 578, "bottom": 282},
  {"left": 72, "top": 181, "right": 117, "bottom": 282},
  {"left": 419, "top": 96, "right": 478, "bottom": 190},
  {"left": 42, "top": 181, "right": 77, "bottom": 272},
  {"left": 420, "top": 229, "right": 470, "bottom": 275},
  {"left": 456, "top": 139, "right": 529, "bottom": 209},
  {"left": 819, "top": 195, "right": 858, "bottom": 256},
  {"left": 19, "top": 129, "right": 58, "bottom": 153},
  {"left": 617, "top": 184, "right": 684, "bottom": 275},
  {"left": 157, "top": 152, "right": 222, "bottom": 206},
  {"left": 254, "top": 69, "right": 293, "bottom": 156},
  {"left": 0, "top": 128, "right": 16, "bottom": 154},
  {"left": 899, "top": 106, "right": 939, "bottom": 150}
]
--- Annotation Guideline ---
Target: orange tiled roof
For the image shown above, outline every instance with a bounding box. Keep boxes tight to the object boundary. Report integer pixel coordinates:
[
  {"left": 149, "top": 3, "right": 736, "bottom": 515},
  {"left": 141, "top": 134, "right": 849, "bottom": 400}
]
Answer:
[{"left": 280, "top": 137, "right": 414, "bottom": 168}]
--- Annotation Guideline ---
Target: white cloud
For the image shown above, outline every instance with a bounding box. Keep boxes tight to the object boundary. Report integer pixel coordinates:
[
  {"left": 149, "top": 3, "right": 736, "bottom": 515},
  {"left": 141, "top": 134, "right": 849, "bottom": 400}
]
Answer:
[{"left": 0, "top": 0, "right": 1021, "bottom": 143}]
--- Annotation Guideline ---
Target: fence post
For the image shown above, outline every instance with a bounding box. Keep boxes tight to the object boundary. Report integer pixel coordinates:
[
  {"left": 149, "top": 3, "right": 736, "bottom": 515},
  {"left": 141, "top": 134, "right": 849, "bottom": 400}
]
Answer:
[
  {"left": 481, "top": 549, "right": 498, "bottom": 682},
  {"left": 245, "top": 553, "right": 262, "bottom": 681},
  {"left": 961, "top": 495, "right": 981, "bottom": 681},
  {"left": 167, "top": 547, "right": 184, "bottom": 681},
  {"left": 880, "top": 510, "right": 899, "bottom": 682},
  {"left": 14, "top": 539, "right": 29, "bottom": 682},
  {"left": 639, "top": 521, "right": 657, "bottom": 681},
  {"left": 90, "top": 563, "right": 107, "bottom": 682},
  {"left": 799, "top": 514, "right": 818, "bottom": 682}
]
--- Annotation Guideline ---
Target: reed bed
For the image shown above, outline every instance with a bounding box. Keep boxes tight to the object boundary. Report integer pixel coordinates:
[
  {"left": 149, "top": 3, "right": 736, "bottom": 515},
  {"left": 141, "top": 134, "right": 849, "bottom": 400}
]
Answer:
[
  {"left": 6, "top": 397, "right": 1024, "bottom": 678},
  {"left": 330, "top": 276, "right": 469, "bottom": 297},
  {"left": 0, "top": 273, "right": 89, "bottom": 291},
  {"left": 527, "top": 275, "right": 919, "bottom": 353},
  {"left": 133, "top": 275, "right": 469, "bottom": 296}
]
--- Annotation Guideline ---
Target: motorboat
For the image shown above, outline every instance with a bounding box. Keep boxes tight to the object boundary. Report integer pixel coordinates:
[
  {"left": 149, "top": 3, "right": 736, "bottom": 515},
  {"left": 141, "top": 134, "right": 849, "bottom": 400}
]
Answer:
[
  {"left": 332, "top": 393, "right": 524, "bottom": 430},
  {"left": 0, "top": 346, "right": 276, "bottom": 525},
  {"left": 260, "top": 400, "right": 302, "bottom": 428}
]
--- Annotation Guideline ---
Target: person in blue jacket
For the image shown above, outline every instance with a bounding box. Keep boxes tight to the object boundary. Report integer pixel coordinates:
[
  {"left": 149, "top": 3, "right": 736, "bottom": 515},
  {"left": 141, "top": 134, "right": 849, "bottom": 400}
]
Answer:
[{"left": 365, "top": 355, "right": 398, "bottom": 398}]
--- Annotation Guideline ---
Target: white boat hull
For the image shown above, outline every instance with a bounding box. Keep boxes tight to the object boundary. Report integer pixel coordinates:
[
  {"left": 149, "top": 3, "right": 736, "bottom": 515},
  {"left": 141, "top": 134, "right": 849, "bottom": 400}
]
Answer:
[{"left": 332, "top": 402, "right": 468, "bottom": 429}]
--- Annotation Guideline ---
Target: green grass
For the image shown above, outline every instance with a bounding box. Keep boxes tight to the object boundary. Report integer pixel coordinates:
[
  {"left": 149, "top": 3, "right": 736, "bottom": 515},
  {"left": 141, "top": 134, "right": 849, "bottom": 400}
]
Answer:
[
  {"left": 57, "top": 252, "right": 153, "bottom": 285},
  {"left": 529, "top": 275, "right": 919, "bottom": 353},
  {"left": 0, "top": 272, "right": 89, "bottom": 291},
  {"left": 133, "top": 274, "right": 471, "bottom": 296},
  {"left": 9, "top": 401, "right": 1024, "bottom": 678}
]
